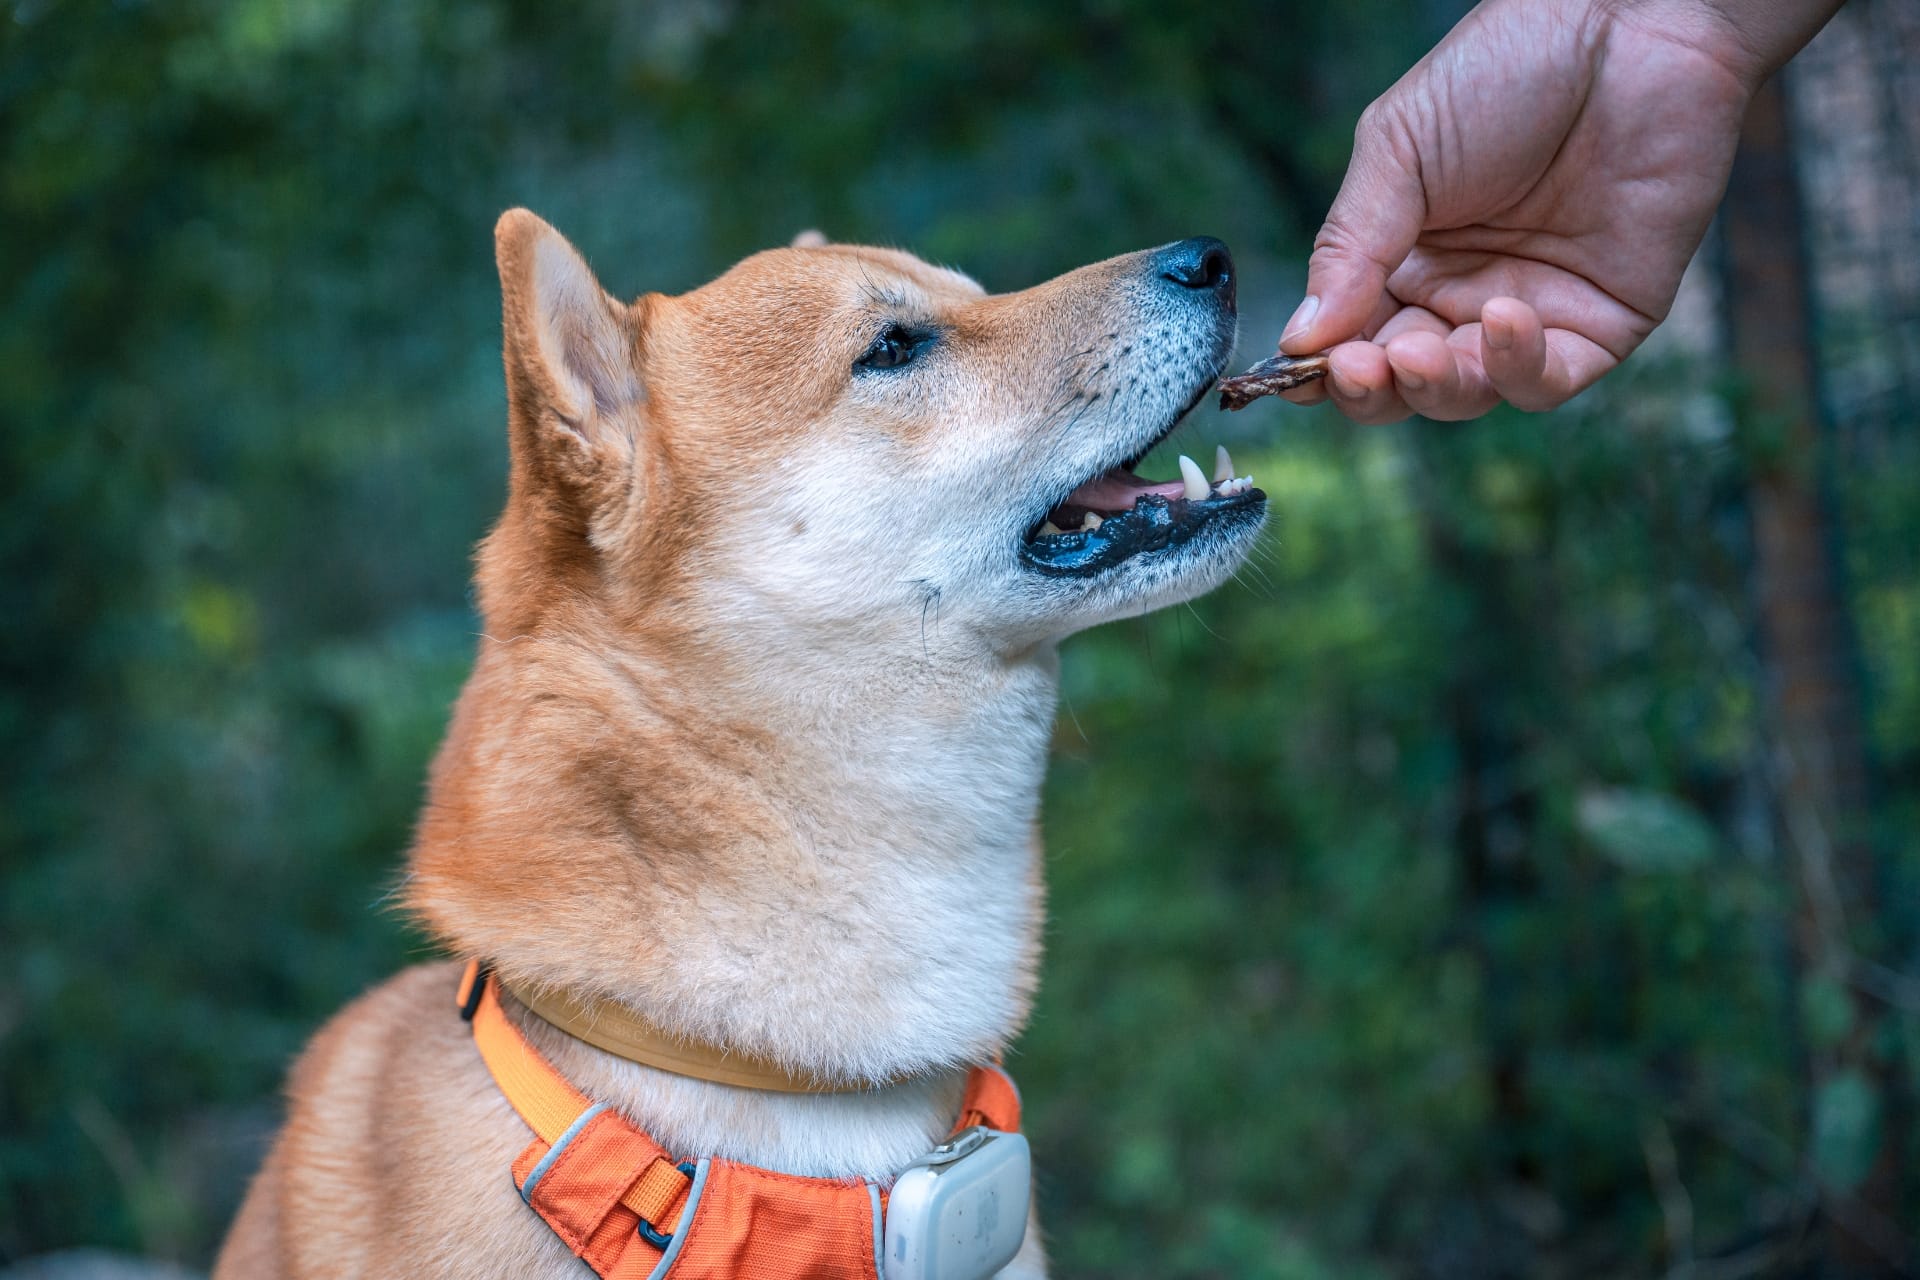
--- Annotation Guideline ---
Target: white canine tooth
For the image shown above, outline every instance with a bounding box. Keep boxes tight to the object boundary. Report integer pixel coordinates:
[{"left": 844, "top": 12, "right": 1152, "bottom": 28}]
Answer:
[
  {"left": 1040, "top": 521, "right": 1064, "bottom": 536},
  {"left": 1213, "top": 445, "right": 1234, "bottom": 485},
  {"left": 1178, "top": 454, "right": 1209, "bottom": 501},
  {"left": 1082, "top": 511, "right": 1103, "bottom": 530}
]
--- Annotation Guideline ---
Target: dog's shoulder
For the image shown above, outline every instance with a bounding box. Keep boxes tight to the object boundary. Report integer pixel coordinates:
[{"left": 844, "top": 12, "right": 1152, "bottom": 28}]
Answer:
[
  {"left": 220, "top": 962, "right": 578, "bottom": 1279},
  {"left": 281, "top": 961, "right": 471, "bottom": 1127}
]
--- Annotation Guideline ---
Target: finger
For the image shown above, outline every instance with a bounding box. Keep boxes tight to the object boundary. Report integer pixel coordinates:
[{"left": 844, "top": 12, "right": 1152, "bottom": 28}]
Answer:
[
  {"left": 1281, "top": 302, "right": 1427, "bottom": 405},
  {"left": 1372, "top": 303, "right": 1452, "bottom": 345},
  {"left": 1478, "top": 297, "right": 1549, "bottom": 406},
  {"left": 1356, "top": 290, "right": 1406, "bottom": 343},
  {"left": 1480, "top": 297, "right": 1618, "bottom": 411},
  {"left": 1281, "top": 103, "right": 1425, "bottom": 355},
  {"left": 1383, "top": 330, "right": 1463, "bottom": 421},
  {"left": 1323, "top": 340, "right": 1414, "bottom": 426},
  {"left": 1274, "top": 301, "right": 1413, "bottom": 401},
  {"left": 1389, "top": 249, "right": 1653, "bottom": 371},
  {"left": 1372, "top": 306, "right": 1499, "bottom": 419},
  {"left": 1272, "top": 296, "right": 1408, "bottom": 405},
  {"left": 1385, "top": 328, "right": 1502, "bottom": 420}
]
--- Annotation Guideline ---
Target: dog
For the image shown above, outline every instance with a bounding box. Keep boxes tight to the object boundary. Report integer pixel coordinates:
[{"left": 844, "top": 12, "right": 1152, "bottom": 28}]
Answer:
[{"left": 214, "top": 209, "right": 1258, "bottom": 1279}]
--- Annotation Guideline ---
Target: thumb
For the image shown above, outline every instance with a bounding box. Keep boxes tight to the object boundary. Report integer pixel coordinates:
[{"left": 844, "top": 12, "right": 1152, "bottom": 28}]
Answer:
[{"left": 1281, "top": 105, "right": 1426, "bottom": 354}]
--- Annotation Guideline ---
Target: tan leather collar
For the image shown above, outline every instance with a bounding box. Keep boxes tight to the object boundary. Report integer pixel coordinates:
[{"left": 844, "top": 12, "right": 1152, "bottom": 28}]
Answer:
[{"left": 498, "top": 974, "right": 894, "bottom": 1094}]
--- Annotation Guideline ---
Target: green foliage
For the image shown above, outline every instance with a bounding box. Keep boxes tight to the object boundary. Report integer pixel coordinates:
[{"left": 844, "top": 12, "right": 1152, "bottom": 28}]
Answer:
[
  {"left": 1813, "top": 1069, "right": 1883, "bottom": 1196},
  {"left": 1577, "top": 789, "right": 1718, "bottom": 874},
  {"left": 3, "top": 1, "right": 1917, "bottom": 1276}
]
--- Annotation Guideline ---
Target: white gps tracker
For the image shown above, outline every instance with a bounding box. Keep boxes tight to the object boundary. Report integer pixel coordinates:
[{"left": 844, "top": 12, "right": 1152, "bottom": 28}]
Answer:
[{"left": 882, "top": 1125, "right": 1031, "bottom": 1280}]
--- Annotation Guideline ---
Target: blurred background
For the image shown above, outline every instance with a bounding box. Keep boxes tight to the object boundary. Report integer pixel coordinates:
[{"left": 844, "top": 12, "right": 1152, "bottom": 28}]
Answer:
[{"left": 4, "top": 1, "right": 1919, "bottom": 1276}]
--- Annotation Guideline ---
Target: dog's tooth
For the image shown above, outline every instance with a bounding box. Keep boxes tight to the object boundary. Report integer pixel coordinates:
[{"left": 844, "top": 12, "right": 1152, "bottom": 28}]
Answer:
[
  {"left": 1082, "top": 511, "right": 1103, "bottom": 530},
  {"left": 1178, "top": 455, "right": 1209, "bottom": 502},
  {"left": 1040, "top": 521, "right": 1064, "bottom": 537},
  {"left": 1213, "top": 445, "right": 1234, "bottom": 485}
]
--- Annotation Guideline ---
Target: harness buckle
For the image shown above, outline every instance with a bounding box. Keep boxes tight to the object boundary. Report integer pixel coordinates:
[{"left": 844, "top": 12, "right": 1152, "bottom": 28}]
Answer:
[{"left": 635, "top": 1161, "right": 698, "bottom": 1249}]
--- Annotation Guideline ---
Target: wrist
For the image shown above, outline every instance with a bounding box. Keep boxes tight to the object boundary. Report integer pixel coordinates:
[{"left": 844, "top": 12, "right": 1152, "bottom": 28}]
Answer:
[{"left": 1601, "top": 0, "right": 1840, "bottom": 90}]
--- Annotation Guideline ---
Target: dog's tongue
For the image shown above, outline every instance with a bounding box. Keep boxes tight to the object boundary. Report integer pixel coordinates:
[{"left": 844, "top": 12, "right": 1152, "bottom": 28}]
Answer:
[{"left": 1063, "top": 469, "right": 1187, "bottom": 514}]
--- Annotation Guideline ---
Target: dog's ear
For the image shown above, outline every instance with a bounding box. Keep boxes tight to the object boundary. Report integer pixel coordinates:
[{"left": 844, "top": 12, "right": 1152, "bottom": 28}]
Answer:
[{"left": 494, "top": 209, "right": 640, "bottom": 473}]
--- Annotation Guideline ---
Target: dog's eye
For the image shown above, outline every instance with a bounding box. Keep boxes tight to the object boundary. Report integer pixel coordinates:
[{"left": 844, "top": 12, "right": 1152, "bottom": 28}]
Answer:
[{"left": 856, "top": 325, "right": 919, "bottom": 371}]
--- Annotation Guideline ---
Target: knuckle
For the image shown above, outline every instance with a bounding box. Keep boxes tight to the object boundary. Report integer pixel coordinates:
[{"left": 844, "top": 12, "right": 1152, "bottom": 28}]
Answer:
[
  {"left": 1310, "top": 215, "right": 1390, "bottom": 283},
  {"left": 1310, "top": 213, "right": 1365, "bottom": 257},
  {"left": 1355, "top": 97, "right": 1420, "bottom": 166},
  {"left": 1355, "top": 98, "right": 1391, "bottom": 139}
]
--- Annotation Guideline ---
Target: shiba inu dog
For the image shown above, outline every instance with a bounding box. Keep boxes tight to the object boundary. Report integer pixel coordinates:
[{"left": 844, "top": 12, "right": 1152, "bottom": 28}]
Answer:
[{"left": 215, "top": 210, "right": 1259, "bottom": 1279}]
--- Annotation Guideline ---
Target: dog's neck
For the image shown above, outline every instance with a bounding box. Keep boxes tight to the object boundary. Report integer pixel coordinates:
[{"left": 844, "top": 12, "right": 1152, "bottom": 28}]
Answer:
[{"left": 408, "top": 619, "right": 1056, "bottom": 1142}]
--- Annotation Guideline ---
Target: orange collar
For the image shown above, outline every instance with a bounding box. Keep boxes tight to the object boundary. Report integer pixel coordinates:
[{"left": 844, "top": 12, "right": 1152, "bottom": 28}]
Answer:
[{"left": 456, "top": 960, "right": 1021, "bottom": 1278}]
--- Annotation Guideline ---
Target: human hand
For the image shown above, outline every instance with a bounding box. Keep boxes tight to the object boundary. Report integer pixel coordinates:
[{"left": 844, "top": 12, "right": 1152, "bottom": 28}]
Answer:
[{"left": 1278, "top": 0, "right": 1833, "bottom": 422}]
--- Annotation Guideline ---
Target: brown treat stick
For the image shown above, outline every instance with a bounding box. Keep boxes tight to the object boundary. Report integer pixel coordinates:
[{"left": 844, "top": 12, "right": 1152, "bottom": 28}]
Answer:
[{"left": 1217, "top": 352, "right": 1331, "bottom": 411}]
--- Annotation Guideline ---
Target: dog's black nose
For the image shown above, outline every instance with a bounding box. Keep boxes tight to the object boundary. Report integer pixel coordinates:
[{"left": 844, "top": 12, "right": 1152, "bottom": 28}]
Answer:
[{"left": 1154, "top": 237, "right": 1235, "bottom": 307}]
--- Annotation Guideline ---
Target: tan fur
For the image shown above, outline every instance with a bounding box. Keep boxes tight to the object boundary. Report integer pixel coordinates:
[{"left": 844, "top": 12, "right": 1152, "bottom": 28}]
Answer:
[{"left": 218, "top": 212, "right": 1251, "bottom": 1278}]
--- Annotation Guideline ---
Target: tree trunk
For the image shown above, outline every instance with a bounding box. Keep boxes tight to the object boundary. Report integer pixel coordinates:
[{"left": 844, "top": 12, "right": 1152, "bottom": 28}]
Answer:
[{"left": 1721, "top": 75, "right": 1910, "bottom": 1277}]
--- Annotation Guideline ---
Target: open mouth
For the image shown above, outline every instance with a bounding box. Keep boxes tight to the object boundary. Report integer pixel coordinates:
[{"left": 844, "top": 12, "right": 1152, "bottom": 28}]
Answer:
[{"left": 1018, "top": 442, "right": 1265, "bottom": 577}]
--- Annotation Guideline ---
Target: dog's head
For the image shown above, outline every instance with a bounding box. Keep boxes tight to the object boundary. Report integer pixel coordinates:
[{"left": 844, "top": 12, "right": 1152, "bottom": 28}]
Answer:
[
  {"left": 412, "top": 215, "right": 1264, "bottom": 1073},
  {"left": 485, "top": 210, "right": 1259, "bottom": 659}
]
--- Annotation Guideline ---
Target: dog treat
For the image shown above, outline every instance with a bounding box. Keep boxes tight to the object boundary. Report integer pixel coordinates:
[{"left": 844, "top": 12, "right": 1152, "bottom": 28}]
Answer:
[{"left": 1217, "top": 352, "right": 1331, "bottom": 411}]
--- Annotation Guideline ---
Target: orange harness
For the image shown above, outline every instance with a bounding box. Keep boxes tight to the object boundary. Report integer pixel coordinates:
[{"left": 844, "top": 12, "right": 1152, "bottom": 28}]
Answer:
[{"left": 456, "top": 962, "right": 1022, "bottom": 1279}]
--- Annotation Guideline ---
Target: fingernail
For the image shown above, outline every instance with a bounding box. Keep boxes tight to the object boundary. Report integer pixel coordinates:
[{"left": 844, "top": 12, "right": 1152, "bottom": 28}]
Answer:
[
  {"left": 1395, "top": 364, "right": 1427, "bottom": 392},
  {"left": 1281, "top": 295, "right": 1319, "bottom": 344},
  {"left": 1330, "top": 369, "right": 1361, "bottom": 399},
  {"left": 1485, "top": 315, "right": 1514, "bottom": 351}
]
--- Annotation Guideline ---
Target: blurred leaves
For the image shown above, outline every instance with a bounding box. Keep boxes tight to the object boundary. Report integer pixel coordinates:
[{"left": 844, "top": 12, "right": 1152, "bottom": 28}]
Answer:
[
  {"left": 1812, "top": 1069, "right": 1882, "bottom": 1196},
  {"left": 1577, "top": 789, "right": 1719, "bottom": 874}
]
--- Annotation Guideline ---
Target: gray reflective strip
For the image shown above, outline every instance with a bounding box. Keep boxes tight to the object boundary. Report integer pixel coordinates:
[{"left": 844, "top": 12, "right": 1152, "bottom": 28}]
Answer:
[
  {"left": 867, "top": 1179, "right": 885, "bottom": 1277},
  {"left": 646, "top": 1157, "right": 711, "bottom": 1280},
  {"left": 519, "top": 1102, "right": 609, "bottom": 1203}
]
